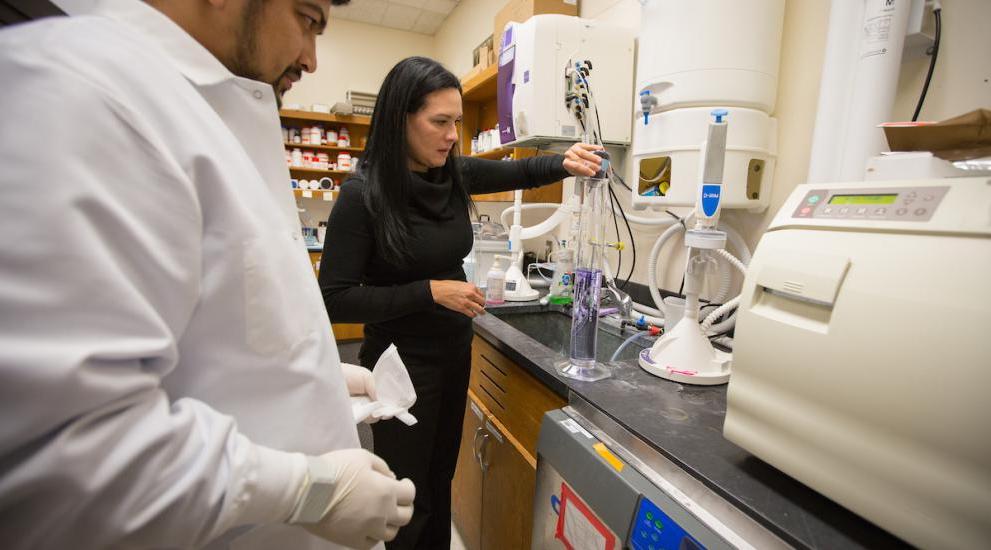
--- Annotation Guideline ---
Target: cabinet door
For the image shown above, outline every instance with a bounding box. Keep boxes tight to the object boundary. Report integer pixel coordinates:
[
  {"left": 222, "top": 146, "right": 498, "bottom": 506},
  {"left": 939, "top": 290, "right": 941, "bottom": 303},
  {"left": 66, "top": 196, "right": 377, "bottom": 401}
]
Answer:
[
  {"left": 452, "top": 397, "right": 485, "bottom": 550},
  {"left": 480, "top": 416, "right": 538, "bottom": 550}
]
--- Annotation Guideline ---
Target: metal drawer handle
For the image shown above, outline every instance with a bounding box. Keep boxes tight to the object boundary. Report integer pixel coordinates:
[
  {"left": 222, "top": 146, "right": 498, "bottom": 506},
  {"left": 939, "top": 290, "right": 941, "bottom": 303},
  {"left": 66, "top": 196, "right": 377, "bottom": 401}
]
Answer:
[{"left": 472, "top": 426, "right": 485, "bottom": 464}]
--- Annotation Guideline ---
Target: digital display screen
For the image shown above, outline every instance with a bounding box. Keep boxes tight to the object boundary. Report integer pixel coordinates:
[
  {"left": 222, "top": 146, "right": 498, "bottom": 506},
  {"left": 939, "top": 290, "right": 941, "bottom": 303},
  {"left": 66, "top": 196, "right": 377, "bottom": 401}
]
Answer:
[
  {"left": 828, "top": 194, "right": 897, "bottom": 205},
  {"left": 629, "top": 496, "right": 705, "bottom": 550}
]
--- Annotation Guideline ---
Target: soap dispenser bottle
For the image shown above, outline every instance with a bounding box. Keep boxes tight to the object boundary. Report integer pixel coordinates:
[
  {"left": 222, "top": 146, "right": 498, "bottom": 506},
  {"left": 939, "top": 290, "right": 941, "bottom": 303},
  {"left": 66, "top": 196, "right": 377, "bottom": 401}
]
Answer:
[{"left": 485, "top": 255, "right": 510, "bottom": 305}]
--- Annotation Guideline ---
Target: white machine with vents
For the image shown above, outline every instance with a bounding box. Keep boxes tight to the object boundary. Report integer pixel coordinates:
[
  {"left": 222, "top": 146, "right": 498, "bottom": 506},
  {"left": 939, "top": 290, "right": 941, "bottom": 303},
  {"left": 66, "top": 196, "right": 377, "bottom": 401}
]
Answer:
[{"left": 725, "top": 177, "right": 991, "bottom": 550}]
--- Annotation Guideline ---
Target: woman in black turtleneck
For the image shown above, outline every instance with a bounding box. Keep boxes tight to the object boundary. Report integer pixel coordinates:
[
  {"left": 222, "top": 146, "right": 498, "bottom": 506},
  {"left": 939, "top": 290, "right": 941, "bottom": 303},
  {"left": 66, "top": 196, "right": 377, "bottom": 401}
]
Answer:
[{"left": 318, "top": 56, "right": 602, "bottom": 550}]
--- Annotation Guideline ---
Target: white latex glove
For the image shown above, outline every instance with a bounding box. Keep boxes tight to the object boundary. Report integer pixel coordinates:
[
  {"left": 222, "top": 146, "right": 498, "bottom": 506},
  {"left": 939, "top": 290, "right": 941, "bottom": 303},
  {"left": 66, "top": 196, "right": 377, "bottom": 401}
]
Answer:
[
  {"left": 342, "top": 363, "right": 376, "bottom": 400},
  {"left": 303, "top": 449, "right": 415, "bottom": 549}
]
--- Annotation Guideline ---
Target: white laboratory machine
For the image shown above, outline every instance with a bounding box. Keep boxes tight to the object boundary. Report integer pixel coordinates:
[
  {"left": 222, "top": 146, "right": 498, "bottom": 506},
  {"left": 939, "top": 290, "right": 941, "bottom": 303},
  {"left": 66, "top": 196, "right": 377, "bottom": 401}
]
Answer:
[
  {"left": 497, "top": 15, "right": 634, "bottom": 148},
  {"left": 725, "top": 177, "right": 991, "bottom": 550},
  {"left": 631, "top": 0, "right": 784, "bottom": 212}
]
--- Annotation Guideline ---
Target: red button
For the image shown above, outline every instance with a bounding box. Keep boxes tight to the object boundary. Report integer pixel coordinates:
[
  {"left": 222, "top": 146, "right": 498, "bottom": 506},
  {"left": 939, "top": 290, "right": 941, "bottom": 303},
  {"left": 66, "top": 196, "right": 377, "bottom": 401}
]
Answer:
[{"left": 800, "top": 207, "right": 812, "bottom": 215}]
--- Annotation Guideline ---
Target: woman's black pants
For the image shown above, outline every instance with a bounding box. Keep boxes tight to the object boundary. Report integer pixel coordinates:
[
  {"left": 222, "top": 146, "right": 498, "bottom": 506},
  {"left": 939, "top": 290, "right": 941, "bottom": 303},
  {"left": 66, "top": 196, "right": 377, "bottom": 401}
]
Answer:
[{"left": 364, "top": 343, "right": 472, "bottom": 550}]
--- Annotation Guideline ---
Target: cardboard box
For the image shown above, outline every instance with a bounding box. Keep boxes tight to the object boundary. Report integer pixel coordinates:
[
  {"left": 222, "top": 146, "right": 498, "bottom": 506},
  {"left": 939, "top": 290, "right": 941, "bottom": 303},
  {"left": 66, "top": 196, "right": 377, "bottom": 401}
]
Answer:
[
  {"left": 494, "top": 0, "right": 578, "bottom": 50},
  {"left": 472, "top": 34, "right": 495, "bottom": 70}
]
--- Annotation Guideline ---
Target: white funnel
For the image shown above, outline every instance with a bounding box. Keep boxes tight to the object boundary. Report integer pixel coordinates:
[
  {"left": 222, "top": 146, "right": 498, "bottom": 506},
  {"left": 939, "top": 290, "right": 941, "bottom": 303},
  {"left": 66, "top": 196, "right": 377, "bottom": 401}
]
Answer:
[{"left": 638, "top": 317, "right": 730, "bottom": 385}]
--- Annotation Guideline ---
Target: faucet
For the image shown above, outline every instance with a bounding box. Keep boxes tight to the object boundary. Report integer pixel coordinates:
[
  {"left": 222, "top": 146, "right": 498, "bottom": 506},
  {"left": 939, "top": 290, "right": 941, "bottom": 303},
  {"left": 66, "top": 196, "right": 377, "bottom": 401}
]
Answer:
[{"left": 601, "top": 275, "right": 633, "bottom": 324}]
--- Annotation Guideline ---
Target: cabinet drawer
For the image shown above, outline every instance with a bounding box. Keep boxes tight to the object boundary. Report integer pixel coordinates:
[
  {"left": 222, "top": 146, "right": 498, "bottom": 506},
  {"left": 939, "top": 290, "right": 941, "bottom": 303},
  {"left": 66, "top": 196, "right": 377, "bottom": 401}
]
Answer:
[{"left": 469, "top": 336, "right": 565, "bottom": 457}]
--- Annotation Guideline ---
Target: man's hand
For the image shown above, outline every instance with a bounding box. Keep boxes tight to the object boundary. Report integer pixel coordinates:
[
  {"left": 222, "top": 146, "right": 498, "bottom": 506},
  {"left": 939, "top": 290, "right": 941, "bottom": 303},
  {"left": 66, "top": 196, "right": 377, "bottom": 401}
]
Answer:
[{"left": 298, "top": 449, "right": 415, "bottom": 549}]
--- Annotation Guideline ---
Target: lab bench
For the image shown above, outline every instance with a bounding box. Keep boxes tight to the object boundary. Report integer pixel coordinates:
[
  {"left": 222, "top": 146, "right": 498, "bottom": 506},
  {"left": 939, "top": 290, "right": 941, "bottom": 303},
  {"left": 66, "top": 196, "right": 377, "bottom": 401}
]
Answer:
[{"left": 454, "top": 302, "right": 908, "bottom": 550}]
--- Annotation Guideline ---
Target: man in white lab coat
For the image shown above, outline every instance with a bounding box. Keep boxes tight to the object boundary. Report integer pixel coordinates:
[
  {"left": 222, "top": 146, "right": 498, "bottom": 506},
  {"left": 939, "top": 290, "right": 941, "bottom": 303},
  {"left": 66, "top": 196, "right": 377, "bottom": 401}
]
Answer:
[{"left": 0, "top": 1, "right": 414, "bottom": 548}]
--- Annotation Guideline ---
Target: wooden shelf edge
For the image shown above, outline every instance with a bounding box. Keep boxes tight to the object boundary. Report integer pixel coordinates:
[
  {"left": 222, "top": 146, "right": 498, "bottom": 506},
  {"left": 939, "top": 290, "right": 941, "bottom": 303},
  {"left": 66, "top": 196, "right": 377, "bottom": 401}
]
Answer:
[
  {"left": 284, "top": 142, "right": 363, "bottom": 153},
  {"left": 461, "top": 64, "right": 498, "bottom": 102},
  {"left": 279, "top": 109, "right": 371, "bottom": 126},
  {"left": 293, "top": 189, "right": 338, "bottom": 200},
  {"left": 471, "top": 147, "right": 513, "bottom": 160},
  {"left": 289, "top": 167, "right": 354, "bottom": 177}
]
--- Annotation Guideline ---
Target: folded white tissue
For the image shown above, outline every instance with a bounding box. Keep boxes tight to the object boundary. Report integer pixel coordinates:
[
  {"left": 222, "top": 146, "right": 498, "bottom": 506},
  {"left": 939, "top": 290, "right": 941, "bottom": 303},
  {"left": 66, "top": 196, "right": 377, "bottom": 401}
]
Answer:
[{"left": 351, "top": 344, "right": 418, "bottom": 426}]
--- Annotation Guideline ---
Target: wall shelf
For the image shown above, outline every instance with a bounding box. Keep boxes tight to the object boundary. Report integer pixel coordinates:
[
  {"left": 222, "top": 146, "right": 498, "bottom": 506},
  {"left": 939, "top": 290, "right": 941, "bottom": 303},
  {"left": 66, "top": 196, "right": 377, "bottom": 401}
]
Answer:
[
  {"left": 471, "top": 147, "right": 514, "bottom": 160},
  {"left": 289, "top": 167, "right": 353, "bottom": 177},
  {"left": 293, "top": 189, "right": 337, "bottom": 200},
  {"left": 285, "top": 142, "right": 364, "bottom": 154},
  {"left": 279, "top": 110, "right": 371, "bottom": 126}
]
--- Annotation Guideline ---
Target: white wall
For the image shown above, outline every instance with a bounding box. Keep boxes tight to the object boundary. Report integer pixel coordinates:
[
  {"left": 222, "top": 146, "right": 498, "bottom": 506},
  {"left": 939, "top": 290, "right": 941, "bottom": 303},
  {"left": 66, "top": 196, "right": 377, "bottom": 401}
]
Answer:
[
  {"left": 892, "top": 0, "right": 991, "bottom": 121},
  {"left": 433, "top": 0, "right": 505, "bottom": 77},
  {"left": 283, "top": 17, "right": 435, "bottom": 107}
]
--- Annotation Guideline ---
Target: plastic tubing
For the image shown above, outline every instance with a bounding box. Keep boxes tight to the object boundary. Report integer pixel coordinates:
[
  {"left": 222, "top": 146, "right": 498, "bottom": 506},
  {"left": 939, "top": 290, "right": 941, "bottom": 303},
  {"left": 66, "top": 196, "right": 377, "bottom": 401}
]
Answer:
[
  {"left": 647, "top": 222, "right": 686, "bottom": 313},
  {"left": 701, "top": 295, "right": 741, "bottom": 333},
  {"left": 703, "top": 248, "right": 749, "bottom": 335},
  {"left": 500, "top": 203, "right": 560, "bottom": 229},
  {"left": 711, "top": 223, "right": 751, "bottom": 303},
  {"left": 609, "top": 331, "right": 649, "bottom": 362}
]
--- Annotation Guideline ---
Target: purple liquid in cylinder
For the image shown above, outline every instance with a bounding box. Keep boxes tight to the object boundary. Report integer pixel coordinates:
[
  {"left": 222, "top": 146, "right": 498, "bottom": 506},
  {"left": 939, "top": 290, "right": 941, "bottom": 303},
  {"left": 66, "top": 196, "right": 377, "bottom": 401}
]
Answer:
[{"left": 569, "top": 267, "right": 602, "bottom": 365}]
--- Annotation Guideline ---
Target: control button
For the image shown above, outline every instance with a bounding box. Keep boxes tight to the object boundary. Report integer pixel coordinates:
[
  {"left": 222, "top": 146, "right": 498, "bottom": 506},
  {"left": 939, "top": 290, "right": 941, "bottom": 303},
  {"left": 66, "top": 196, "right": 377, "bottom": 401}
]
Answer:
[
  {"left": 646, "top": 512, "right": 653, "bottom": 521},
  {"left": 640, "top": 529, "right": 648, "bottom": 538},
  {"left": 252, "top": 89, "right": 263, "bottom": 99},
  {"left": 896, "top": 208, "right": 908, "bottom": 216},
  {"left": 923, "top": 194, "right": 934, "bottom": 201},
  {"left": 904, "top": 198, "right": 914, "bottom": 205},
  {"left": 654, "top": 520, "right": 663, "bottom": 529},
  {"left": 907, "top": 191, "right": 917, "bottom": 199},
  {"left": 823, "top": 207, "right": 833, "bottom": 214},
  {"left": 839, "top": 207, "right": 849, "bottom": 215},
  {"left": 800, "top": 207, "right": 812, "bottom": 215},
  {"left": 915, "top": 208, "right": 927, "bottom": 216},
  {"left": 856, "top": 207, "right": 867, "bottom": 215},
  {"left": 874, "top": 207, "right": 887, "bottom": 215},
  {"left": 808, "top": 194, "right": 822, "bottom": 204},
  {"left": 651, "top": 533, "right": 660, "bottom": 542}
]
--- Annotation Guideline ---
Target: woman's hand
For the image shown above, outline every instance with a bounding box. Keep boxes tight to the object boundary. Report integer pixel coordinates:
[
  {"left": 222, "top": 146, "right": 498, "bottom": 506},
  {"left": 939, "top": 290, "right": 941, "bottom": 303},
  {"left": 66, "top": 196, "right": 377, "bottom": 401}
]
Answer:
[
  {"left": 562, "top": 142, "right": 605, "bottom": 177},
  {"left": 430, "top": 280, "right": 487, "bottom": 318}
]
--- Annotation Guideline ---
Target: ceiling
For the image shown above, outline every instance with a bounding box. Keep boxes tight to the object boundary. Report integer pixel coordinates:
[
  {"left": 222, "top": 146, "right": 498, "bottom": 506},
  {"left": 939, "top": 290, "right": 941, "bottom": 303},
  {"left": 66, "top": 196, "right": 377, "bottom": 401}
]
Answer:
[{"left": 330, "top": 0, "right": 461, "bottom": 36}]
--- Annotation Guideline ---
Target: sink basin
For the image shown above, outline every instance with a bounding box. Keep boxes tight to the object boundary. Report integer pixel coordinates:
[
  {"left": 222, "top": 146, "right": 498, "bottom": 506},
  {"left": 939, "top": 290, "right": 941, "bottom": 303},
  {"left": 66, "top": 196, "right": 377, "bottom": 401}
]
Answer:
[{"left": 490, "top": 309, "right": 651, "bottom": 363}]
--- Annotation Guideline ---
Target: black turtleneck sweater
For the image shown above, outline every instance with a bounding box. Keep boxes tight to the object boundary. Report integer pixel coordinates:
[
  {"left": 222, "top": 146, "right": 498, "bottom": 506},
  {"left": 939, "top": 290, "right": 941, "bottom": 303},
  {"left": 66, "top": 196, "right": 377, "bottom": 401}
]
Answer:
[{"left": 318, "top": 154, "right": 569, "bottom": 361}]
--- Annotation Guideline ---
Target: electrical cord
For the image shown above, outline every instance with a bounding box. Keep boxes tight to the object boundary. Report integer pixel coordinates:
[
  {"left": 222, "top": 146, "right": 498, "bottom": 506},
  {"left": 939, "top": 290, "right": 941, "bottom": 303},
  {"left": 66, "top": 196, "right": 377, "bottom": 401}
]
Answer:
[
  {"left": 607, "top": 182, "right": 636, "bottom": 289},
  {"left": 608, "top": 189, "right": 623, "bottom": 283},
  {"left": 912, "top": 5, "right": 942, "bottom": 122}
]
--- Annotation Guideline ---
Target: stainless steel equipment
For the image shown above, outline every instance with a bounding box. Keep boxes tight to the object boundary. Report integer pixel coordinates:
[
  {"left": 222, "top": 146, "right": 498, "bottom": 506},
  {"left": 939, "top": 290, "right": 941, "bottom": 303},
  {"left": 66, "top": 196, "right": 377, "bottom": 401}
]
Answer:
[{"left": 532, "top": 395, "right": 787, "bottom": 550}]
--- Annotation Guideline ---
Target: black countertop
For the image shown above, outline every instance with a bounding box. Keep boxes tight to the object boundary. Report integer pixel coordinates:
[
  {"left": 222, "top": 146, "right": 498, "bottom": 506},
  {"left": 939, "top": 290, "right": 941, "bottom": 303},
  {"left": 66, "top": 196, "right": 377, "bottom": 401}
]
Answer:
[{"left": 472, "top": 302, "right": 909, "bottom": 550}]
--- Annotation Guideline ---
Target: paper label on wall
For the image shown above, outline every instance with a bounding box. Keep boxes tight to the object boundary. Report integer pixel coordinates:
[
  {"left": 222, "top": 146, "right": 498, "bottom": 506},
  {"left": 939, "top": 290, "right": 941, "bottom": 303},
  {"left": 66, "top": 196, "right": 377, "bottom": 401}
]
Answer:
[
  {"left": 560, "top": 418, "right": 594, "bottom": 439},
  {"left": 323, "top": 192, "right": 333, "bottom": 201},
  {"left": 302, "top": 190, "right": 312, "bottom": 198}
]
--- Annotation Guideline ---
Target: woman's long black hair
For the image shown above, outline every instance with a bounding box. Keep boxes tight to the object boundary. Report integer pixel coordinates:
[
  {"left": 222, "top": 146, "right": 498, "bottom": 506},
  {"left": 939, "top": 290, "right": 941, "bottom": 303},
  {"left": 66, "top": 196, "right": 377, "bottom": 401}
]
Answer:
[{"left": 360, "top": 56, "right": 473, "bottom": 266}]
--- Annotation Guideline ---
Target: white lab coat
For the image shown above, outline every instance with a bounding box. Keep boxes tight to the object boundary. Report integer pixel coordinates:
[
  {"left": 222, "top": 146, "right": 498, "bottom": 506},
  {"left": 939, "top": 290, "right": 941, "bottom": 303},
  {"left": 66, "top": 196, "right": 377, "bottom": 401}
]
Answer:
[{"left": 0, "top": 3, "right": 360, "bottom": 549}]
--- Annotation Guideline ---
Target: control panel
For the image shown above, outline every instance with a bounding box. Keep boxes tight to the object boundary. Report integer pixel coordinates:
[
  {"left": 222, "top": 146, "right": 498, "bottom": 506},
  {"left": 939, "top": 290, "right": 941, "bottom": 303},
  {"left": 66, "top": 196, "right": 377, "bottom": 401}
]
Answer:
[
  {"left": 629, "top": 495, "right": 706, "bottom": 550},
  {"left": 791, "top": 185, "right": 949, "bottom": 222}
]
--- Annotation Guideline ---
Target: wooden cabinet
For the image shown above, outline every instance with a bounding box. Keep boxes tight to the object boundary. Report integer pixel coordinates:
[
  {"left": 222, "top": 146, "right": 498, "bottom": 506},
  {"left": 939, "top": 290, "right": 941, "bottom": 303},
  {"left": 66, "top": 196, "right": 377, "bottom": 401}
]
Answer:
[
  {"left": 480, "top": 413, "right": 538, "bottom": 550},
  {"left": 452, "top": 336, "right": 566, "bottom": 549},
  {"left": 469, "top": 336, "right": 565, "bottom": 456},
  {"left": 460, "top": 66, "right": 563, "bottom": 204},
  {"left": 453, "top": 399, "right": 485, "bottom": 550}
]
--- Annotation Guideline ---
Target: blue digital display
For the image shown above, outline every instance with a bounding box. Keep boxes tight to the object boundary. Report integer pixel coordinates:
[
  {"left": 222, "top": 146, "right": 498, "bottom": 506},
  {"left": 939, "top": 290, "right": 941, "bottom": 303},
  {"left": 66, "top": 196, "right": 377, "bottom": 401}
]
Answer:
[{"left": 629, "top": 496, "right": 705, "bottom": 550}]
